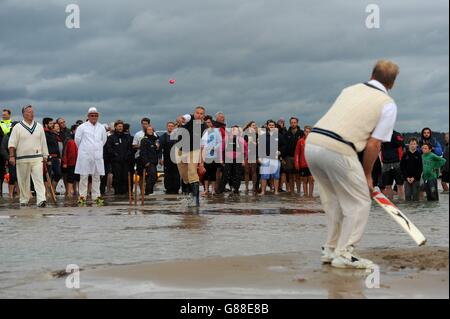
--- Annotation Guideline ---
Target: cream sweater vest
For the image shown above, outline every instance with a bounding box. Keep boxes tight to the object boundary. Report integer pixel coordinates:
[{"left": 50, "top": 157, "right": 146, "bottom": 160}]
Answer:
[
  {"left": 8, "top": 121, "right": 49, "bottom": 162},
  {"left": 308, "top": 83, "right": 394, "bottom": 156}
]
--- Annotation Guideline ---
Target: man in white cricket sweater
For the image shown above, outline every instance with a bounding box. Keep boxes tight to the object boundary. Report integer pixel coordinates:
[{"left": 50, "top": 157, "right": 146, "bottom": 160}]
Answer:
[
  {"left": 305, "top": 60, "right": 399, "bottom": 269},
  {"left": 8, "top": 105, "right": 49, "bottom": 207}
]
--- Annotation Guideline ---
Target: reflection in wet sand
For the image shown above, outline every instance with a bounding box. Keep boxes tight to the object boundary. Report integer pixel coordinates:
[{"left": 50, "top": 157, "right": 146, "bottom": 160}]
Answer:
[{"left": 323, "top": 266, "right": 368, "bottom": 299}]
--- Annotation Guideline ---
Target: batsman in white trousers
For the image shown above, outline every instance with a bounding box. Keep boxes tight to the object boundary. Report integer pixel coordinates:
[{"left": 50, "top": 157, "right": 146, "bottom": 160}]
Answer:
[{"left": 305, "top": 144, "right": 372, "bottom": 257}]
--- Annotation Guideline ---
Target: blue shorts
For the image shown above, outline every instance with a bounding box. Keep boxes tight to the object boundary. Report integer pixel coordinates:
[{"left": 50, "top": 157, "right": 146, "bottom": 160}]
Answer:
[{"left": 260, "top": 166, "right": 281, "bottom": 180}]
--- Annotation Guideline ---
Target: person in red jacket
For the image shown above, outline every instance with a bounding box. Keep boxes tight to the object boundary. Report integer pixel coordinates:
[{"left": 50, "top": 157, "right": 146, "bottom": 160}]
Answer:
[
  {"left": 62, "top": 125, "right": 80, "bottom": 197},
  {"left": 295, "top": 125, "right": 314, "bottom": 197}
]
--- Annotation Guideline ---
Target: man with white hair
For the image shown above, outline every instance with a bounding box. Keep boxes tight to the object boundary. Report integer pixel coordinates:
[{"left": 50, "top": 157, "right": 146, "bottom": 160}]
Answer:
[
  {"left": 8, "top": 105, "right": 49, "bottom": 207},
  {"left": 75, "top": 107, "right": 107, "bottom": 205}
]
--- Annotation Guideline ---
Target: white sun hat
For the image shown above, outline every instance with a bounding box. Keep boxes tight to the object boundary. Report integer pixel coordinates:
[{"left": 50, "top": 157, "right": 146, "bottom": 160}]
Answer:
[{"left": 87, "top": 107, "right": 99, "bottom": 114}]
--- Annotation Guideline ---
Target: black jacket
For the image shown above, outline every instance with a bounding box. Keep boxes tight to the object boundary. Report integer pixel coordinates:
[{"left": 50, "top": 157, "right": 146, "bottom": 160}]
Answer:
[
  {"left": 0, "top": 133, "right": 9, "bottom": 162},
  {"left": 106, "top": 132, "right": 133, "bottom": 163},
  {"left": 0, "top": 129, "right": 4, "bottom": 151},
  {"left": 180, "top": 115, "right": 207, "bottom": 152},
  {"left": 284, "top": 127, "right": 304, "bottom": 157},
  {"left": 45, "top": 129, "right": 61, "bottom": 158},
  {"left": 381, "top": 131, "right": 404, "bottom": 164},
  {"left": 59, "top": 127, "right": 72, "bottom": 144},
  {"left": 140, "top": 135, "right": 161, "bottom": 166},
  {"left": 277, "top": 126, "right": 288, "bottom": 137},
  {"left": 159, "top": 132, "right": 177, "bottom": 165},
  {"left": 400, "top": 150, "right": 423, "bottom": 180}
]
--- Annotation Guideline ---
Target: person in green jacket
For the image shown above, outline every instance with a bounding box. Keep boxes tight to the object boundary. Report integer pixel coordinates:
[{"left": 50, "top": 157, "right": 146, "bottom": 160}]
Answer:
[{"left": 421, "top": 143, "right": 447, "bottom": 201}]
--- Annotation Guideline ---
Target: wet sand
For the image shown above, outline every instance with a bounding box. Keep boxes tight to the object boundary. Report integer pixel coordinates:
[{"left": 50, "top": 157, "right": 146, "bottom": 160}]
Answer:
[
  {"left": 1, "top": 183, "right": 448, "bottom": 298},
  {"left": 80, "top": 246, "right": 448, "bottom": 299}
]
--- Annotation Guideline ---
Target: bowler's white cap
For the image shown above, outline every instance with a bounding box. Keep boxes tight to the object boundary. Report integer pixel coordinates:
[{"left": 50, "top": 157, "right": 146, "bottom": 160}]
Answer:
[{"left": 87, "top": 107, "right": 99, "bottom": 114}]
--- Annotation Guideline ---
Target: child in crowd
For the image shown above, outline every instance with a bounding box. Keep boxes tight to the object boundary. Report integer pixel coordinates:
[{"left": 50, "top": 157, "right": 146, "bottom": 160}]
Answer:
[
  {"left": 421, "top": 143, "right": 446, "bottom": 201},
  {"left": 400, "top": 138, "right": 422, "bottom": 201}
]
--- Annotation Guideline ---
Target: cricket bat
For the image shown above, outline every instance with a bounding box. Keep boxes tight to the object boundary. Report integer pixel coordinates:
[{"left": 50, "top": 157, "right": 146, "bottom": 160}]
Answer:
[{"left": 372, "top": 187, "right": 426, "bottom": 246}]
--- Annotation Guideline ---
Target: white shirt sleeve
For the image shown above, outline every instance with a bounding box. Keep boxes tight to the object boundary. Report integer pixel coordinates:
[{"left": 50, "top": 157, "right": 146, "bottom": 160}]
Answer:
[
  {"left": 371, "top": 102, "right": 397, "bottom": 142},
  {"left": 132, "top": 133, "right": 139, "bottom": 146}
]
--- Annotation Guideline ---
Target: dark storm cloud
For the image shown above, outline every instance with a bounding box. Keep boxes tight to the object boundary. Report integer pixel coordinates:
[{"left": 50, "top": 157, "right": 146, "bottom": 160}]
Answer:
[{"left": 0, "top": 0, "right": 448, "bottom": 132}]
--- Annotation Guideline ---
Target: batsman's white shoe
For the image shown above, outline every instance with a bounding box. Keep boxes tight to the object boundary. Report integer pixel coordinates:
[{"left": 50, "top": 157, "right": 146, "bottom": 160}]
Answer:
[
  {"left": 345, "top": 246, "right": 374, "bottom": 265},
  {"left": 321, "top": 246, "right": 335, "bottom": 264},
  {"left": 331, "top": 251, "right": 374, "bottom": 269}
]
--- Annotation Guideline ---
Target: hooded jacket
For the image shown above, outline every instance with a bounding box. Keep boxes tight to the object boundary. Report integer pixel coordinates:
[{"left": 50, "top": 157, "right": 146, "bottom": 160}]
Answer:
[
  {"left": 419, "top": 128, "right": 443, "bottom": 156},
  {"left": 400, "top": 150, "right": 422, "bottom": 180},
  {"left": 285, "top": 126, "right": 304, "bottom": 157}
]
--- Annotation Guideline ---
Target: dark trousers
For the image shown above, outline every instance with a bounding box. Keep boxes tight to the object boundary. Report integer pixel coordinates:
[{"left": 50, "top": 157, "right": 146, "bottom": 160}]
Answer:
[
  {"left": 49, "top": 158, "right": 62, "bottom": 182},
  {"left": 181, "top": 181, "right": 191, "bottom": 194},
  {"left": 164, "top": 163, "right": 180, "bottom": 194},
  {"left": 100, "top": 176, "right": 106, "bottom": 195},
  {"left": 145, "top": 164, "right": 157, "bottom": 194},
  {"left": 405, "top": 181, "right": 420, "bottom": 201},
  {"left": 219, "top": 162, "right": 243, "bottom": 193},
  {"left": 112, "top": 161, "right": 129, "bottom": 195},
  {"left": 424, "top": 179, "right": 439, "bottom": 201},
  {"left": 0, "top": 160, "right": 5, "bottom": 195}
]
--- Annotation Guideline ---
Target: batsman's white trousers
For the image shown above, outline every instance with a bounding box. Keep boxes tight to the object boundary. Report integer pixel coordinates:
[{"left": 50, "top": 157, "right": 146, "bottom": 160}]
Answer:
[
  {"left": 305, "top": 143, "right": 371, "bottom": 256},
  {"left": 16, "top": 158, "right": 46, "bottom": 205},
  {"left": 79, "top": 175, "right": 101, "bottom": 199}
]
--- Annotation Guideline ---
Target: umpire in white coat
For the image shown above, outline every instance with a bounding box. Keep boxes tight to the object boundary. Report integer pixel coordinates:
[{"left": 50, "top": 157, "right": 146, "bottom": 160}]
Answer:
[{"left": 75, "top": 107, "right": 107, "bottom": 203}]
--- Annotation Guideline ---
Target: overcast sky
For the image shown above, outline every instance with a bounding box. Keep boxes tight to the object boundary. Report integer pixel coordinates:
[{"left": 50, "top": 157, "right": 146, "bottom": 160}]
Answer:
[{"left": 0, "top": 0, "right": 448, "bottom": 133}]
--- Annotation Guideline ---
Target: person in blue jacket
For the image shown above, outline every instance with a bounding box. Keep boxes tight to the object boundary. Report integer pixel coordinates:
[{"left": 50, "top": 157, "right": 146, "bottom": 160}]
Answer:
[{"left": 418, "top": 127, "right": 443, "bottom": 156}]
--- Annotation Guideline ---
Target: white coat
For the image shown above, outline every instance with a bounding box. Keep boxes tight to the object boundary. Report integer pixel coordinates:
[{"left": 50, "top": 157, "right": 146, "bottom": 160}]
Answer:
[{"left": 75, "top": 121, "right": 107, "bottom": 176}]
